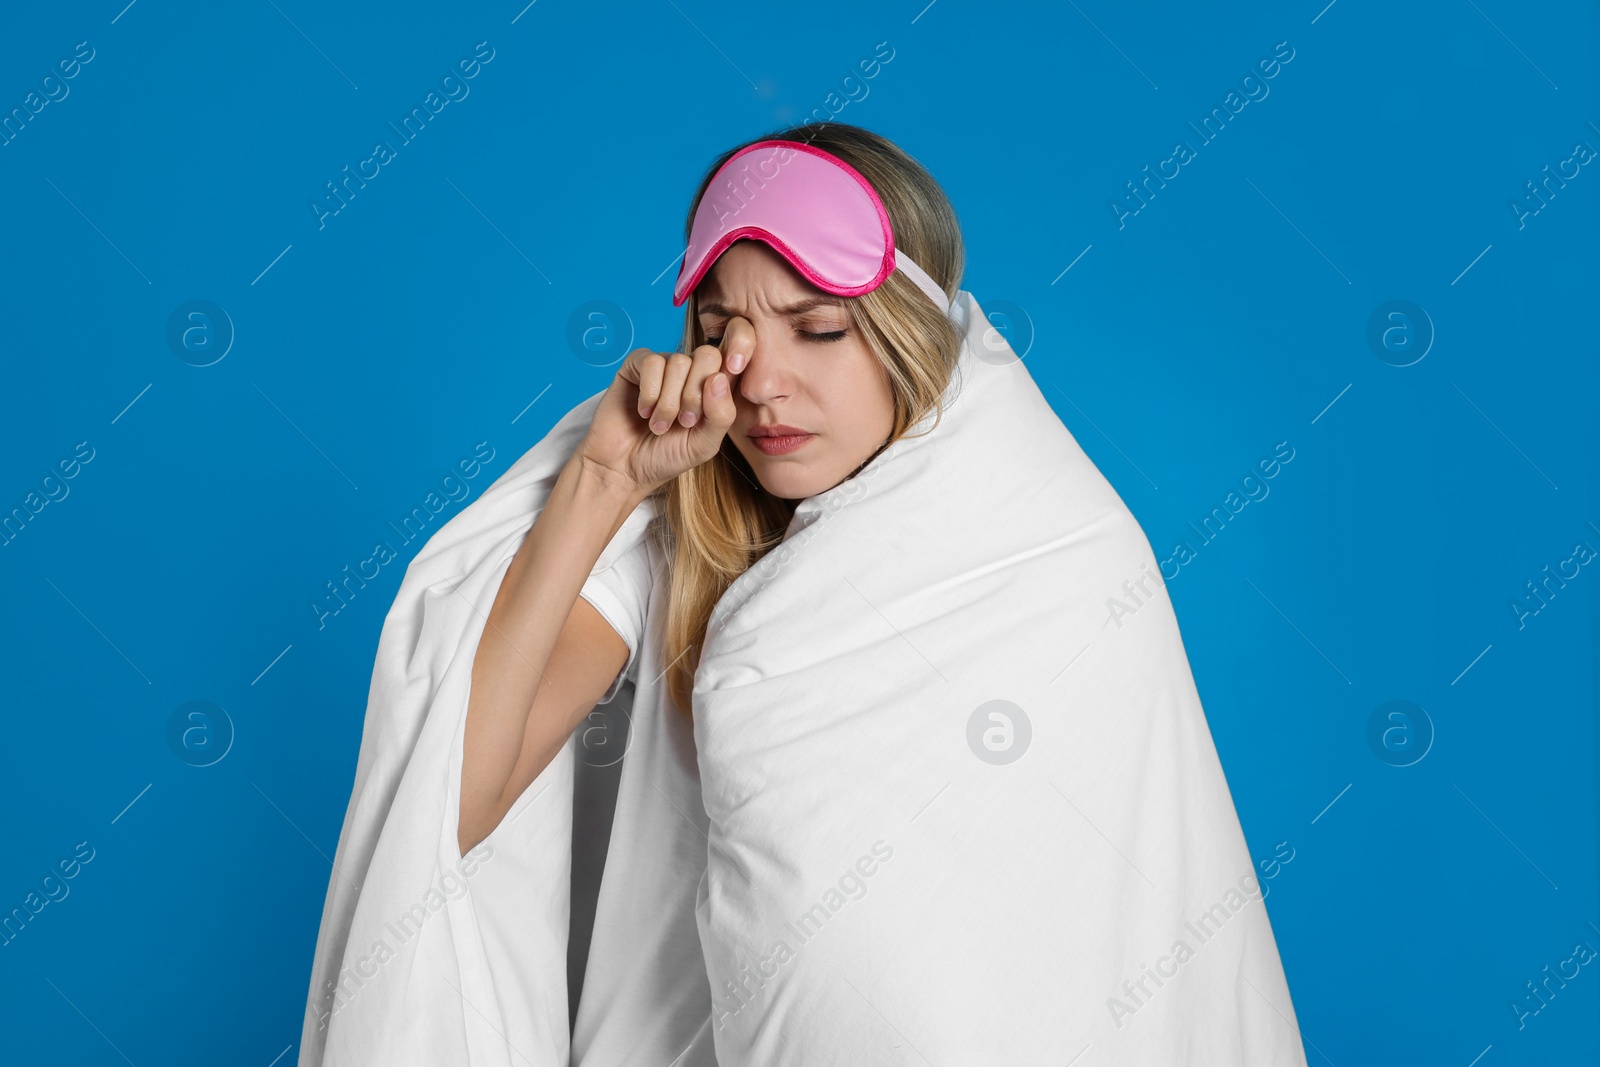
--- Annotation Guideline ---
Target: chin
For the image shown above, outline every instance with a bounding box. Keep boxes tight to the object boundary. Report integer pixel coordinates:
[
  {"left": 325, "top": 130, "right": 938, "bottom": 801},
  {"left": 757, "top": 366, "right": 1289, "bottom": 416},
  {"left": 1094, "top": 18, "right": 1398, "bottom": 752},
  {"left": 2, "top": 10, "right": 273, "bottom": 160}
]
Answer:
[
  {"left": 734, "top": 440, "right": 859, "bottom": 502},
  {"left": 751, "top": 465, "right": 829, "bottom": 502}
]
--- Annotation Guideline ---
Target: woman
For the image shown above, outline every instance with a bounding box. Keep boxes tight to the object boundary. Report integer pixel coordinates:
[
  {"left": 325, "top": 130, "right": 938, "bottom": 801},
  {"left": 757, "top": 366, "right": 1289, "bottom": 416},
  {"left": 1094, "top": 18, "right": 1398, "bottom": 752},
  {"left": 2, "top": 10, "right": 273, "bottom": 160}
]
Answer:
[
  {"left": 301, "top": 123, "right": 1307, "bottom": 1067},
  {"left": 456, "top": 123, "right": 961, "bottom": 855}
]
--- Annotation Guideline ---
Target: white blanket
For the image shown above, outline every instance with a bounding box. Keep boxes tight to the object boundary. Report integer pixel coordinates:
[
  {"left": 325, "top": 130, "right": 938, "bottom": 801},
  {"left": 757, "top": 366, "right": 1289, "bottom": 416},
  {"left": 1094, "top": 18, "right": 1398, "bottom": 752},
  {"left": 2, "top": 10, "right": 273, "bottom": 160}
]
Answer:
[{"left": 299, "top": 290, "right": 1308, "bottom": 1066}]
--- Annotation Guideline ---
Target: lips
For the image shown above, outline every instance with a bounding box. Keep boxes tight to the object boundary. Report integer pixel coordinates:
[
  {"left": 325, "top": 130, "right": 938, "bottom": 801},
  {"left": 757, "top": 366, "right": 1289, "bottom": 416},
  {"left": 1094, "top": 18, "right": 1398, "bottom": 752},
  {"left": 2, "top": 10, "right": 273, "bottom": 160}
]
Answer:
[{"left": 748, "top": 424, "right": 816, "bottom": 456}]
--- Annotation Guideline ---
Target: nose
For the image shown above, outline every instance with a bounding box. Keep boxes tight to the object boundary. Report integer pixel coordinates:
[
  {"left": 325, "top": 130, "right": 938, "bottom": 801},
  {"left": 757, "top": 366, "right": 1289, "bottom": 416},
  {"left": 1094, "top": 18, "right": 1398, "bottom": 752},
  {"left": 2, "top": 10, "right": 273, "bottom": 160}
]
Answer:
[{"left": 734, "top": 323, "right": 795, "bottom": 405}]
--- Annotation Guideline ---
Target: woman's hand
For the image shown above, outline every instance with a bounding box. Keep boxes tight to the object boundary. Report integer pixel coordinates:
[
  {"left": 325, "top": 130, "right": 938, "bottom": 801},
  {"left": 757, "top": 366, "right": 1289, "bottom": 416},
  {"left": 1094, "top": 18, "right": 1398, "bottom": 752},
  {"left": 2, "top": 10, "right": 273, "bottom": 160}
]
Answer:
[{"left": 578, "top": 316, "right": 753, "bottom": 499}]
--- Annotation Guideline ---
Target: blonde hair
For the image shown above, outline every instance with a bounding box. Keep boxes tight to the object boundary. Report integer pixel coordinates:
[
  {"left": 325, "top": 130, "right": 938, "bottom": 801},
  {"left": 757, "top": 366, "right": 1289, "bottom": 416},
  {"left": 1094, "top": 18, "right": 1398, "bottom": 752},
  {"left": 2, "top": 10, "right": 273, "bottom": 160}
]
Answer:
[{"left": 656, "top": 122, "right": 965, "bottom": 716}]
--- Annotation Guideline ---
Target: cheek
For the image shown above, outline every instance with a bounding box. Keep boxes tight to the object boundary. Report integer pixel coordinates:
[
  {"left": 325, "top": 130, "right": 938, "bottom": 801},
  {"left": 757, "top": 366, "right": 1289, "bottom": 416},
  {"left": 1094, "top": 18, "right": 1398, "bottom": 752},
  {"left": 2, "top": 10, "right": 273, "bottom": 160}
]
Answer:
[
  {"left": 727, "top": 432, "right": 758, "bottom": 468},
  {"left": 809, "top": 357, "right": 890, "bottom": 462},
  {"left": 838, "top": 351, "right": 893, "bottom": 434}
]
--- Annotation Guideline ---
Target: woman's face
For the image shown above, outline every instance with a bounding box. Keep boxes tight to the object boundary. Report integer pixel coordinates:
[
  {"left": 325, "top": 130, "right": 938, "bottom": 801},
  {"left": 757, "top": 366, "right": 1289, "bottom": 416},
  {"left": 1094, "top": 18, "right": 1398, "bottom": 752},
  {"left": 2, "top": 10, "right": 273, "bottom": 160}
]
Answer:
[{"left": 696, "top": 240, "right": 895, "bottom": 502}]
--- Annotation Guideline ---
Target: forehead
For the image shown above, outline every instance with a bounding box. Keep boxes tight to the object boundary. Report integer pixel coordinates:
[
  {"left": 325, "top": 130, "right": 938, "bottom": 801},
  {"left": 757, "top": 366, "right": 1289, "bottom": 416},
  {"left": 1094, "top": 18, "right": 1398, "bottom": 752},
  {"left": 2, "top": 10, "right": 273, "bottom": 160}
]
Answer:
[{"left": 698, "top": 240, "right": 817, "bottom": 304}]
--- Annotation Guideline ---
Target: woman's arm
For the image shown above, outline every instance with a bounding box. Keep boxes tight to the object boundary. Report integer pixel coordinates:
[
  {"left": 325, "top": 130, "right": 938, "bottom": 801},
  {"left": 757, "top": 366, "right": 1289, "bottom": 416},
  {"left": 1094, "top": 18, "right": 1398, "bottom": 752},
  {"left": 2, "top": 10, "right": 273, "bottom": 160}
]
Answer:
[
  {"left": 457, "top": 454, "right": 647, "bottom": 856},
  {"left": 457, "top": 320, "right": 751, "bottom": 855}
]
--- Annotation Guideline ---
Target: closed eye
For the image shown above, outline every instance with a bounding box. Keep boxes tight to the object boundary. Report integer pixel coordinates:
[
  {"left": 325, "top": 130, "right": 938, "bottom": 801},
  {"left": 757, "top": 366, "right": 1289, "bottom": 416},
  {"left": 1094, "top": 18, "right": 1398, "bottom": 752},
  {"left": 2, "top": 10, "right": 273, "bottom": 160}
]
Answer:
[{"left": 704, "top": 328, "right": 847, "bottom": 345}]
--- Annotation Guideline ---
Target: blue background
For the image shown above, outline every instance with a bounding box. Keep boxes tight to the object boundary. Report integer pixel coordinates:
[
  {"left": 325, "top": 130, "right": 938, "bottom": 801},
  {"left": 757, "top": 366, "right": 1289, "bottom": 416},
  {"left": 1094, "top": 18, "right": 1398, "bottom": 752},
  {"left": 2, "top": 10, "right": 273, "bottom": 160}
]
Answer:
[{"left": 1, "top": 1, "right": 1595, "bottom": 1064}]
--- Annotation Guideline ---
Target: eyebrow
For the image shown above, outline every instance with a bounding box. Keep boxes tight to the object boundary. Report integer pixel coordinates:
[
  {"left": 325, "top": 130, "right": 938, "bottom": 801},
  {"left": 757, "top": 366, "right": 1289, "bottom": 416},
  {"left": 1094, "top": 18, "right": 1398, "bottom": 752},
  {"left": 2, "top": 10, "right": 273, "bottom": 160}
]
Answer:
[{"left": 696, "top": 296, "right": 844, "bottom": 318}]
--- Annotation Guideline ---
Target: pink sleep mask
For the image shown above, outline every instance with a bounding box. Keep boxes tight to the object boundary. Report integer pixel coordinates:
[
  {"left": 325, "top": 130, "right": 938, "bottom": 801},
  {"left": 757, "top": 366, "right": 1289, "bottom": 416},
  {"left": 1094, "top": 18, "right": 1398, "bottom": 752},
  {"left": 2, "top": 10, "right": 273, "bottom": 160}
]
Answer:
[{"left": 672, "top": 139, "right": 949, "bottom": 313}]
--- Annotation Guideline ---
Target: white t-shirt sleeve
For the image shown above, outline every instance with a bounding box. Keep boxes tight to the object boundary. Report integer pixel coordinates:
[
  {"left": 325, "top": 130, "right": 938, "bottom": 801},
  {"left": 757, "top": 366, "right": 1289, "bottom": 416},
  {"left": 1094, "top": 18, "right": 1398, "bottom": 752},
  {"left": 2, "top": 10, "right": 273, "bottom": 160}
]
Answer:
[{"left": 576, "top": 504, "right": 657, "bottom": 706}]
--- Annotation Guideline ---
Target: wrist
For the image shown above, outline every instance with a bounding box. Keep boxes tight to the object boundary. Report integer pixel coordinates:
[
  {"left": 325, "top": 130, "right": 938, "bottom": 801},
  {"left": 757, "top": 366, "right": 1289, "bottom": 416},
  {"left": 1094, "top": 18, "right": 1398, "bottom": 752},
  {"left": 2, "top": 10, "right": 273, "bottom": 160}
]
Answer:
[{"left": 568, "top": 453, "right": 652, "bottom": 512}]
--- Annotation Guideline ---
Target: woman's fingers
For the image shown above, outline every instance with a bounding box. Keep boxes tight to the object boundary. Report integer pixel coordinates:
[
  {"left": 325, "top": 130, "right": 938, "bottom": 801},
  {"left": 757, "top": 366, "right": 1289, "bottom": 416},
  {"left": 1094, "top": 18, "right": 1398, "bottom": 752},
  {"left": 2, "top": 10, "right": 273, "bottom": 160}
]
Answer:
[
  {"left": 699, "top": 370, "right": 737, "bottom": 433},
  {"left": 674, "top": 343, "right": 730, "bottom": 429},
  {"left": 625, "top": 315, "right": 752, "bottom": 439},
  {"left": 596, "top": 345, "right": 738, "bottom": 494},
  {"left": 671, "top": 315, "right": 753, "bottom": 429},
  {"left": 647, "top": 352, "right": 695, "bottom": 434},
  {"left": 719, "top": 316, "right": 757, "bottom": 374},
  {"left": 629, "top": 347, "right": 666, "bottom": 420}
]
